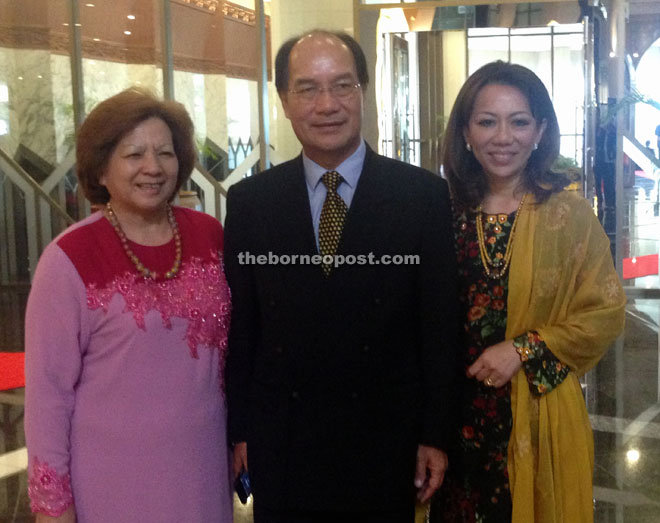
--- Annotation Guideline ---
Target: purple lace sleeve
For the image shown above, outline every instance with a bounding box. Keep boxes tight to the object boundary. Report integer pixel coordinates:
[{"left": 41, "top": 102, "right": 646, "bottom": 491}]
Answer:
[{"left": 28, "top": 458, "right": 74, "bottom": 517}]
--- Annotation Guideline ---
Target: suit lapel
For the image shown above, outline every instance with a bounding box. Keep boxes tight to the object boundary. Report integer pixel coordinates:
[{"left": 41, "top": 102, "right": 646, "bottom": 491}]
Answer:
[
  {"left": 338, "top": 147, "right": 393, "bottom": 256},
  {"left": 269, "top": 149, "right": 393, "bottom": 277},
  {"left": 272, "top": 156, "right": 318, "bottom": 258},
  {"left": 271, "top": 158, "right": 328, "bottom": 330}
]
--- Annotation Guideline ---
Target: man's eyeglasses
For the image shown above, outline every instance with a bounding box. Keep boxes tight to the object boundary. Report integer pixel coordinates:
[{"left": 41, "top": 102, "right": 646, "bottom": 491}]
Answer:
[{"left": 289, "top": 82, "right": 361, "bottom": 102}]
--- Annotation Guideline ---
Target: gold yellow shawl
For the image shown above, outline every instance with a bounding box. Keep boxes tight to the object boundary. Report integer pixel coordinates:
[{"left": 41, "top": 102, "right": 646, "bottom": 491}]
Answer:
[{"left": 506, "top": 190, "right": 626, "bottom": 522}]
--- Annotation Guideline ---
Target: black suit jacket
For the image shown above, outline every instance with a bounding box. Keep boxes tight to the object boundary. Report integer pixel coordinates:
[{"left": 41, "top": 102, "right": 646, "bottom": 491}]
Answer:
[{"left": 224, "top": 145, "right": 459, "bottom": 512}]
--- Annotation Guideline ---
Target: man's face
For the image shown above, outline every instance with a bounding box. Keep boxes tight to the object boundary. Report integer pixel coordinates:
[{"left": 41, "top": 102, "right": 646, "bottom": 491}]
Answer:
[{"left": 279, "top": 34, "right": 364, "bottom": 170}]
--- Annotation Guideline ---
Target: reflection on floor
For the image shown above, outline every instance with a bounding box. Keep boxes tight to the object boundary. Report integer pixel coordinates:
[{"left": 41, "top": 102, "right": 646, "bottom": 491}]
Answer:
[
  {"left": 592, "top": 302, "right": 660, "bottom": 522},
  {"left": 1, "top": 190, "right": 659, "bottom": 522},
  {"left": 590, "top": 189, "right": 660, "bottom": 522}
]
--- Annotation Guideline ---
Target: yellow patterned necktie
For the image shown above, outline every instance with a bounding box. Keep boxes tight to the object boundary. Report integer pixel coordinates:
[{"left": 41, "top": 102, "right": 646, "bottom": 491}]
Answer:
[{"left": 319, "top": 171, "right": 347, "bottom": 276}]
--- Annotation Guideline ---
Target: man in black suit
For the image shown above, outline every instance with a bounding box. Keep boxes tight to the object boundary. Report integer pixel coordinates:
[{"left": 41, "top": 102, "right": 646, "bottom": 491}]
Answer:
[{"left": 224, "top": 30, "right": 458, "bottom": 522}]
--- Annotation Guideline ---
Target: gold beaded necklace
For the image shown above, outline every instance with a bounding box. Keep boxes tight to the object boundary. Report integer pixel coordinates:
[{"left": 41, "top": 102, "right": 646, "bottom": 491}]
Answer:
[
  {"left": 475, "top": 194, "right": 525, "bottom": 280},
  {"left": 105, "top": 202, "right": 182, "bottom": 280}
]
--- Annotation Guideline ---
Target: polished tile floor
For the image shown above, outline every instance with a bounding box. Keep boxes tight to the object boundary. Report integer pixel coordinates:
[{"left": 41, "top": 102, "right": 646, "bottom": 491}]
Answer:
[
  {"left": 590, "top": 191, "right": 660, "bottom": 523},
  {"left": 1, "top": 189, "right": 659, "bottom": 522}
]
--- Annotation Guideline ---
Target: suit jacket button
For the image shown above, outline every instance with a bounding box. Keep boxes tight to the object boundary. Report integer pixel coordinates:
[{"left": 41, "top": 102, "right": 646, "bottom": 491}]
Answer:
[
  {"left": 350, "top": 391, "right": 358, "bottom": 399},
  {"left": 291, "top": 391, "right": 299, "bottom": 400},
  {"left": 274, "top": 346, "right": 283, "bottom": 354},
  {"left": 268, "top": 298, "right": 276, "bottom": 307},
  {"left": 373, "top": 296, "right": 382, "bottom": 305},
  {"left": 362, "top": 345, "right": 370, "bottom": 353}
]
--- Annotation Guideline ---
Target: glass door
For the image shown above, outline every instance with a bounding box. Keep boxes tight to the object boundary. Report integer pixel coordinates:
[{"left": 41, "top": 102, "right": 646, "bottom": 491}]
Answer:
[
  {"left": 594, "top": 34, "right": 660, "bottom": 521},
  {"left": 391, "top": 34, "right": 410, "bottom": 163}
]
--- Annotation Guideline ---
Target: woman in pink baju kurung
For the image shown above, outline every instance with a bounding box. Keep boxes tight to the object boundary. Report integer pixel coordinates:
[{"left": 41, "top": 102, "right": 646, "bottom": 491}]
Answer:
[{"left": 24, "top": 89, "right": 232, "bottom": 523}]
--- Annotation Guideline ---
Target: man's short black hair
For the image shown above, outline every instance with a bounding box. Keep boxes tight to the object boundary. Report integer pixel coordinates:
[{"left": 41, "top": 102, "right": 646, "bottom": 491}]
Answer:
[{"left": 274, "top": 30, "right": 369, "bottom": 93}]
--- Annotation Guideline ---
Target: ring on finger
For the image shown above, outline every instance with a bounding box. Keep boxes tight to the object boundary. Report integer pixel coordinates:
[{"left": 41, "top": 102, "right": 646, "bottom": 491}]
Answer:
[{"left": 485, "top": 377, "right": 493, "bottom": 386}]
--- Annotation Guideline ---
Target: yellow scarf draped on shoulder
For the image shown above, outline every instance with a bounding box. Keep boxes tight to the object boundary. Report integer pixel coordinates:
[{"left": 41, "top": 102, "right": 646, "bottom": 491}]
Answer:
[{"left": 506, "top": 190, "right": 626, "bottom": 522}]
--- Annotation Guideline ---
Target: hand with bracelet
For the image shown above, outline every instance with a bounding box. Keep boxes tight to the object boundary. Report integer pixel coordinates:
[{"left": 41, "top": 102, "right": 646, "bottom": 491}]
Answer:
[{"left": 466, "top": 339, "right": 524, "bottom": 388}]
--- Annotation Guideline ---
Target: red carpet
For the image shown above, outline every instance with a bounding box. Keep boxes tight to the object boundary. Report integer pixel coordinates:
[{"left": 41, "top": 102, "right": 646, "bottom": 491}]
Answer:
[{"left": 0, "top": 352, "right": 25, "bottom": 391}]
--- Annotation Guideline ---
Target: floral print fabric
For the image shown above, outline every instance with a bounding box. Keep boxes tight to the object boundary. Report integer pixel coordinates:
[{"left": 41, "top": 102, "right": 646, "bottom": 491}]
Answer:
[
  {"left": 513, "top": 331, "right": 569, "bottom": 397},
  {"left": 431, "top": 208, "right": 569, "bottom": 523}
]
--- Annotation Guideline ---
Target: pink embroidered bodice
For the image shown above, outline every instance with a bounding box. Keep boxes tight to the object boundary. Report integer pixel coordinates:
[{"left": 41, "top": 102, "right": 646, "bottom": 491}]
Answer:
[{"left": 86, "top": 253, "right": 231, "bottom": 360}]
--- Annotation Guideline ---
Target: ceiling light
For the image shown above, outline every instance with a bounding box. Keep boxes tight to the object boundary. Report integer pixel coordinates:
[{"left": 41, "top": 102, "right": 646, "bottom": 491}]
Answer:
[
  {"left": 127, "top": 15, "right": 136, "bottom": 20},
  {"left": 124, "top": 30, "right": 132, "bottom": 35},
  {"left": 626, "top": 449, "right": 640, "bottom": 464},
  {"left": 93, "top": 37, "right": 100, "bottom": 42},
  {"left": 85, "top": 3, "right": 95, "bottom": 6}
]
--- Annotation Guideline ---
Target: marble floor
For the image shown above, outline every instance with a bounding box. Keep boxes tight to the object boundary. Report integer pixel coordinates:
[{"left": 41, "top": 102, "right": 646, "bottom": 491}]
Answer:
[
  {"left": 1, "top": 189, "right": 659, "bottom": 522},
  {"left": 590, "top": 191, "right": 660, "bottom": 523}
]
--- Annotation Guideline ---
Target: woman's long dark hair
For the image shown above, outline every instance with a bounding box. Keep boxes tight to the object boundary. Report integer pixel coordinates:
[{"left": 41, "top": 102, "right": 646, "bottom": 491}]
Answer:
[{"left": 442, "top": 61, "right": 569, "bottom": 209}]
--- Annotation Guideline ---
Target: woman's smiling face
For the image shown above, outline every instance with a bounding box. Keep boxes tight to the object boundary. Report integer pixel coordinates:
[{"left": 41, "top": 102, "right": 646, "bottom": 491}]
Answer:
[
  {"left": 464, "top": 83, "right": 546, "bottom": 190},
  {"left": 100, "top": 117, "right": 179, "bottom": 218}
]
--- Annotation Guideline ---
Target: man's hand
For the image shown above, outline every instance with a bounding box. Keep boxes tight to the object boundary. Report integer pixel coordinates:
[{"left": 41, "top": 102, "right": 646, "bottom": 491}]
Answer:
[
  {"left": 415, "top": 445, "right": 448, "bottom": 503},
  {"left": 232, "top": 441, "right": 248, "bottom": 480}
]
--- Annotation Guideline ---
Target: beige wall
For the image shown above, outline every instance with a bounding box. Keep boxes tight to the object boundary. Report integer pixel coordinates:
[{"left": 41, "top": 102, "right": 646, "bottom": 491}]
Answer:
[
  {"left": 442, "top": 31, "right": 467, "bottom": 129},
  {"left": 204, "top": 75, "right": 229, "bottom": 152}
]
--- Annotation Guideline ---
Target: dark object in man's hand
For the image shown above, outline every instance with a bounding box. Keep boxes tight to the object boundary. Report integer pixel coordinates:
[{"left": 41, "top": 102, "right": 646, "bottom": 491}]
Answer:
[{"left": 234, "top": 470, "right": 251, "bottom": 504}]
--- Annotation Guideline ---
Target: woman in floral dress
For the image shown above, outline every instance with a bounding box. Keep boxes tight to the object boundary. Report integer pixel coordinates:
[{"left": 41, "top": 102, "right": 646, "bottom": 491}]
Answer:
[{"left": 430, "top": 62, "right": 626, "bottom": 522}]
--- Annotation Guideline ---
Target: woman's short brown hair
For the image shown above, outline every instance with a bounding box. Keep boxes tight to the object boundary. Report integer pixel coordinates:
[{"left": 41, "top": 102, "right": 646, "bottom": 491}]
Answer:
[
  {"left": 76, "top": 87, "right": 196, "bottom": 204},
  {"left": 442, "top": 61, "right": 568, "bottom": 209}
]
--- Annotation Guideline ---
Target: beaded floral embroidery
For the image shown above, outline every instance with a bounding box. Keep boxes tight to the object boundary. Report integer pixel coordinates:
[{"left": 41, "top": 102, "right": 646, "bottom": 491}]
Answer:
[
  {"left": 86, "top": 252, "right": 231, "bottom": 361},
  {"left": 28, "top": 458, "right": 74, "bottom": 517}
]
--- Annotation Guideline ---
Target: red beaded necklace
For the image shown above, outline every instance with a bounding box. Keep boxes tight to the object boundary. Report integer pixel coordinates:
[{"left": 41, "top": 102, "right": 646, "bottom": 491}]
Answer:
[{"left": 105, "top": 202, "right": 182, "bottom": 280}]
